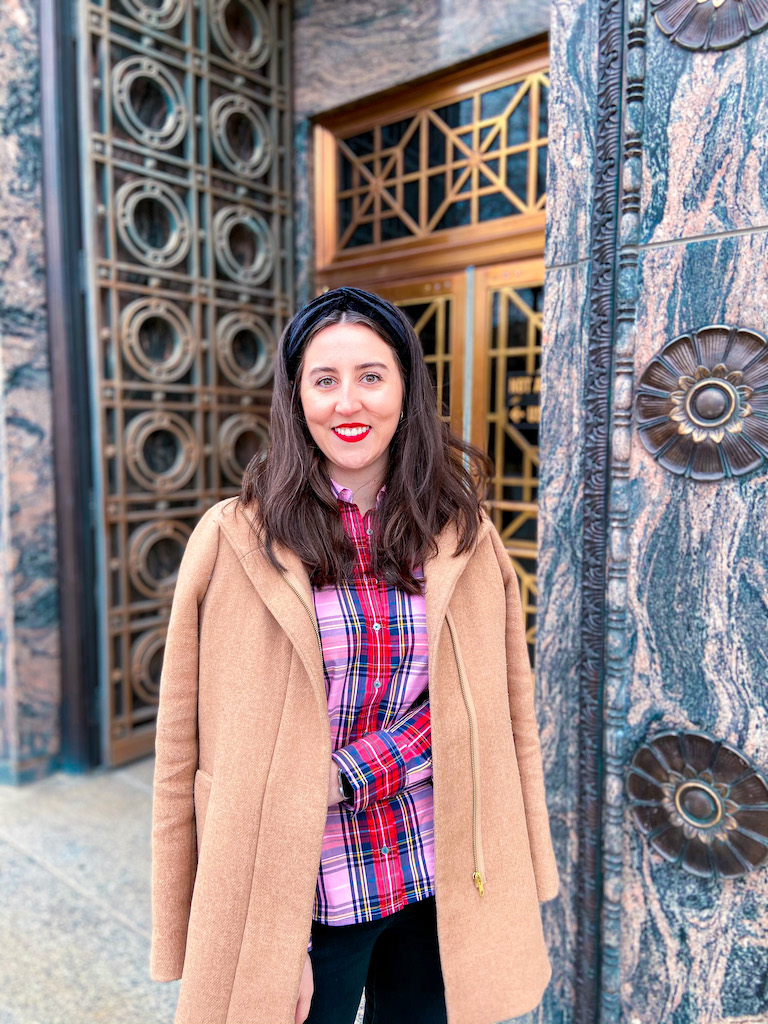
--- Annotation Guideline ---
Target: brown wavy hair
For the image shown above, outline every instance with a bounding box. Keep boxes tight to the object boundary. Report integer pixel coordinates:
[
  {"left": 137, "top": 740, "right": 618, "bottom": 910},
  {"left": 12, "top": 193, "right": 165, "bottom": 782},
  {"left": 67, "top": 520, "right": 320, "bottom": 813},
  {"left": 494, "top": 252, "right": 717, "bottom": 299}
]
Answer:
[{"left": 239, "top": 298, "right": 491, "bottom": 594}]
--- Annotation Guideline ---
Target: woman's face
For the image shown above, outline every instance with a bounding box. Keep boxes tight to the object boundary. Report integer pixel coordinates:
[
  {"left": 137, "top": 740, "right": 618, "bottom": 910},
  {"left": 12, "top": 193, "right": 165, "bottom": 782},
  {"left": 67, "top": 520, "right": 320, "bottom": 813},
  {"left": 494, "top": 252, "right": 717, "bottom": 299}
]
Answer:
[{"left": 299, "top": 322, "right": 404, "bottom": 486}]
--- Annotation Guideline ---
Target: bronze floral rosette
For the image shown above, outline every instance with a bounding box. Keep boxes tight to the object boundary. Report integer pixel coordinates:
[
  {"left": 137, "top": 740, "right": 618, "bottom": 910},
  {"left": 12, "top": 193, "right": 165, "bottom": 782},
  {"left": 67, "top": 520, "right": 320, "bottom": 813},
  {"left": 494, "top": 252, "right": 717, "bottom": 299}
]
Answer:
[
  {"left": 627, "top": 730, "right": 768, "bottom": 879},
  {"left": 635, "top": 325, "right": 768, "bottom": 481},
  {"left": 650, "top": 0, "right": 768, "bottom": 51}
]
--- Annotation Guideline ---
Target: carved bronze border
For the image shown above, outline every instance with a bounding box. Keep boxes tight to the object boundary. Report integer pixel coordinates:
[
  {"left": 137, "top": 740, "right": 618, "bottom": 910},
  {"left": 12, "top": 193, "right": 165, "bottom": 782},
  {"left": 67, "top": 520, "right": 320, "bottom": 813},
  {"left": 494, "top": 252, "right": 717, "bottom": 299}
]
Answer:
[{"left": 578, "top": 0, "right": 626, "bottom": 1021}]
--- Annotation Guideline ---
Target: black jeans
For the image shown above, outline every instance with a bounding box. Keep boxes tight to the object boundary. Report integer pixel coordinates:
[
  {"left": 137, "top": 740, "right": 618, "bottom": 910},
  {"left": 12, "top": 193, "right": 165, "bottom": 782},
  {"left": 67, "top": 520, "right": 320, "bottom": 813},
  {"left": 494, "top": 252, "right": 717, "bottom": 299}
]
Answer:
[{"left": 306, "top": 895, "right": 448, "bottom": 1024}]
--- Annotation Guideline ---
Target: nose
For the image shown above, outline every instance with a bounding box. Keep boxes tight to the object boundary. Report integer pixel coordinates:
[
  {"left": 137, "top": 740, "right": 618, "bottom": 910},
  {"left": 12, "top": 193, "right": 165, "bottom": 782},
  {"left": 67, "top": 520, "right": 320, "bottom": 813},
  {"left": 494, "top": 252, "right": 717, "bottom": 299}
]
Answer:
[{"left": 334, "top": 381, "right": 363, "bottom": 416}]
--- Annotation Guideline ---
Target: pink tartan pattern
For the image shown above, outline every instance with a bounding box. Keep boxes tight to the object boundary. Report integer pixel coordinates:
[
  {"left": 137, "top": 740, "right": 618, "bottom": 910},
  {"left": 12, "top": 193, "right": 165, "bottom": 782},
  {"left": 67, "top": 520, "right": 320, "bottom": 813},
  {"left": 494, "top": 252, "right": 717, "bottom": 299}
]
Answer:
[{"left": 310, "top": 480, "right": 435, "bottom": 938}]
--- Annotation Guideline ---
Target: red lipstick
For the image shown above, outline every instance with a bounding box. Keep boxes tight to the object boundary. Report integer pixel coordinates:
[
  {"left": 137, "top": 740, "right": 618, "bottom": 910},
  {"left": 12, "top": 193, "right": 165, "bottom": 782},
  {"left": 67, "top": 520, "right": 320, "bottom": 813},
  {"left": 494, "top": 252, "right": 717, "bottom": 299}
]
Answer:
[{"left": 332, "top": 423, "right": 371, "bottom": 443}]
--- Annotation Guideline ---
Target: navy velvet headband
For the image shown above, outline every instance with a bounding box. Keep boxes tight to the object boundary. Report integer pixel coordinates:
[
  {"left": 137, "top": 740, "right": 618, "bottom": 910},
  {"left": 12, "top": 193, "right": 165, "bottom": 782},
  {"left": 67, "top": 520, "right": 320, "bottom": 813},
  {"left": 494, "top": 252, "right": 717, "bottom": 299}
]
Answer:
[{"left": 283, "top": 287, "right": 412, "bottom": 381}]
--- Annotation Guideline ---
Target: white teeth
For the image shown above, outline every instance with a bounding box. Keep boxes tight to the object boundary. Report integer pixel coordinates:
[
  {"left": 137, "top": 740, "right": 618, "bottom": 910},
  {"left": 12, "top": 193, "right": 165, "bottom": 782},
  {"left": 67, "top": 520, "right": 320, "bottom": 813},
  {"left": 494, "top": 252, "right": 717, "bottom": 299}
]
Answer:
[{"left": 334, "top": 426, "right": 369, "bottom": 437}]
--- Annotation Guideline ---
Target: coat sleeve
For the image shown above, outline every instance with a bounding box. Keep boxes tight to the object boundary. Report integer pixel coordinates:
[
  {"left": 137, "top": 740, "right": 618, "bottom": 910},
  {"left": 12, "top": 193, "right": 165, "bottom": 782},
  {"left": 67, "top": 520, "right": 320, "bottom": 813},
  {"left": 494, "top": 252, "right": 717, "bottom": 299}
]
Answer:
[
  {"left": 150, "top": 504, "right": 221, "bottom": 981},
  {"left": 487, "top": 522, "right": 560, "bottom": 903}
]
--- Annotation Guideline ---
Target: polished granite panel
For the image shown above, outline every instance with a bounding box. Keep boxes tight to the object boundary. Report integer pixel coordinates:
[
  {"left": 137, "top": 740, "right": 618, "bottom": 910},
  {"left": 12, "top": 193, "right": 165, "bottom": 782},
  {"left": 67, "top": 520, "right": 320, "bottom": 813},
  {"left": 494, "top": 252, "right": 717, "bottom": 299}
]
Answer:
[
  {"left": 536, "top": 260, "right": 590, "bottom": 1024},
  {"left": 544, "top": 0, "right": 597, "bottom": 268},
  {"left": 293, "top": 0, "right": 551, "bottom": 118},
  {"left": 0, "top": 0, "right": 60, "bottom": 781},
  {"left": 641, "top": 24, "right": 768, "bottom": 245},
  {"left": 621, "top": 233, "right": 768, "bottom": 1024},
  {"left": 294, "top": 119, "right": 313, "bottom": 306}
]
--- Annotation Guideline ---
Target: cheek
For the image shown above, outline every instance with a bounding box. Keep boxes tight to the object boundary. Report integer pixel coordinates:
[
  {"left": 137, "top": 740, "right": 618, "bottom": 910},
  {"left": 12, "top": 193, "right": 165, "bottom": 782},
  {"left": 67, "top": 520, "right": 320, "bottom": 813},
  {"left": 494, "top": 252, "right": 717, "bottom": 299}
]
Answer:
[{"left": 300, "top": 390, "right": 327, "bottom": 426}]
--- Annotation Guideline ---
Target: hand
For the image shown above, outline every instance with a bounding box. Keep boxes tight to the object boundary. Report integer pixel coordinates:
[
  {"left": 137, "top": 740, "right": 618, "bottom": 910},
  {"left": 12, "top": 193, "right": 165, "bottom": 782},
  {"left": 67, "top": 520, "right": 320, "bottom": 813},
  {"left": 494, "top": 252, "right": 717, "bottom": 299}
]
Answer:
[
  {"left": 295, "top": 951, "right": 314, "bottom": 1024},
  {"left": 327, "top": 757, "right": 344, "bottom": 807}
]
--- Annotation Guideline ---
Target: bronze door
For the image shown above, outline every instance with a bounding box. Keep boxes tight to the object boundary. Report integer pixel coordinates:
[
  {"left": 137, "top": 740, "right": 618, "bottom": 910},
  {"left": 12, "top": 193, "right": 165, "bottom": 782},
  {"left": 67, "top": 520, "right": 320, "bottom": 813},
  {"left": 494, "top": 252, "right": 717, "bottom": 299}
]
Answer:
[{"left": 76, "top": 0, "right": 293, "bottom": 764}]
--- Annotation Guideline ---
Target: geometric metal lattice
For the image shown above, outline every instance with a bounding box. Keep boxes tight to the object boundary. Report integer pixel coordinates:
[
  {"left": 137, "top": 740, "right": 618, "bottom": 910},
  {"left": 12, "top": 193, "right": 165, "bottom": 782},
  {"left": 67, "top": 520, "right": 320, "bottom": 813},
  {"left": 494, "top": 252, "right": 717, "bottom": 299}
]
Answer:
[
  {"left": 335, "top": 68, "right": 548, "bottom": 251},
  {"left": 480, "top": 272, "right": 544, "bottom": 662},
  {"left": 395, "top": 296, "right": 455, "bottom": 425},
  {"left": 78, "top": 0, "right": 292, "bottom": 764},
  {"left": 374, "top": 276, "right": 466, "bottom": 458}
]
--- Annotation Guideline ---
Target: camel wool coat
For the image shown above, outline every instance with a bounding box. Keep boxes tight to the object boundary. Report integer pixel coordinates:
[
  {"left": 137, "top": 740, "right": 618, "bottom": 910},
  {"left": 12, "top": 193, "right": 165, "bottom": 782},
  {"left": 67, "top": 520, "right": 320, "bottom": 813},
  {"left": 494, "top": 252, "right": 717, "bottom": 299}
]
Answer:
[{"left": 150, "top": 496, "right": 559, "bottom": 1024}]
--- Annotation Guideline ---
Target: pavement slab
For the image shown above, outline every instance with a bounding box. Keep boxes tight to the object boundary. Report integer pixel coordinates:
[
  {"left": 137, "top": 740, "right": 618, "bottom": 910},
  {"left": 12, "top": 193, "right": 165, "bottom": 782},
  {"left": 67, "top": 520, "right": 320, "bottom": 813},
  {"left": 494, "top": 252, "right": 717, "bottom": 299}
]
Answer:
[{"left": 0, "top": 756, "right": 366, "bottom": 1024}]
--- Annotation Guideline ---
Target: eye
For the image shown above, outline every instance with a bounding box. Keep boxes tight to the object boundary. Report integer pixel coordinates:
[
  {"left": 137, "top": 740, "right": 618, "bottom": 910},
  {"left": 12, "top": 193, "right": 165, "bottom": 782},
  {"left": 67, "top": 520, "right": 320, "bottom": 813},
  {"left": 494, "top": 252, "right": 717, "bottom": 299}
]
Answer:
[
  {"left": 362, "top": 372, "right": 382, "bottom": 383},
  {"left": 315, "top": 376, "right": 335, "bottom": 387}
]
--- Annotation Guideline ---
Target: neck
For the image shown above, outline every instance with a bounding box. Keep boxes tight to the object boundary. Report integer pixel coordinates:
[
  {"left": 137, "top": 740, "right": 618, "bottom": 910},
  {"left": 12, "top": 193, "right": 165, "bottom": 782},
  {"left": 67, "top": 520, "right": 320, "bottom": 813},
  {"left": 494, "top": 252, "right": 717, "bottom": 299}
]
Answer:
[{"left": 328, "top": 466, "right": 385, "bottom": 517}]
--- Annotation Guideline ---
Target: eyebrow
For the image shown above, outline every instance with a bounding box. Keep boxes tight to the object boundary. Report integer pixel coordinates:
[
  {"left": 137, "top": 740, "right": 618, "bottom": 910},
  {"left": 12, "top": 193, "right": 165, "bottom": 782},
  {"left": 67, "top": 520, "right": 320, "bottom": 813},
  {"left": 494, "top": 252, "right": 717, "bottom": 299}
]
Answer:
[{"left": 308, "top": 361, "right": 390, "bottom": 374}]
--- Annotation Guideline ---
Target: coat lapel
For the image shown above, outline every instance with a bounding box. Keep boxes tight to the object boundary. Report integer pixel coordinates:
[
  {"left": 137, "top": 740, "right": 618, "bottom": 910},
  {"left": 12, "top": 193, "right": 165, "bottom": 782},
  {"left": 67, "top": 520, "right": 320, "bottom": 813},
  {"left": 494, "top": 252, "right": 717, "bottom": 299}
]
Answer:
[
  {"left": 217, "top": 500, "right": 493, "bottom": 711},
  {"left": 422, "top": 513, "right": 493, "bottom": 674},
  {"left": 217, "top": 503, "right": 328, "bottom": 720}
]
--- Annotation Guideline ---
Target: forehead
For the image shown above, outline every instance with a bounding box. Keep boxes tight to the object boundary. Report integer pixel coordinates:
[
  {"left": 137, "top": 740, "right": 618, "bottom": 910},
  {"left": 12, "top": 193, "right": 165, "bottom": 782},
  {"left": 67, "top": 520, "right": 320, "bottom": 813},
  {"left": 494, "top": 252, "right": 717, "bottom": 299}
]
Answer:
[{"left": 302, "top": 322, "right": 397, "bottom": 367}]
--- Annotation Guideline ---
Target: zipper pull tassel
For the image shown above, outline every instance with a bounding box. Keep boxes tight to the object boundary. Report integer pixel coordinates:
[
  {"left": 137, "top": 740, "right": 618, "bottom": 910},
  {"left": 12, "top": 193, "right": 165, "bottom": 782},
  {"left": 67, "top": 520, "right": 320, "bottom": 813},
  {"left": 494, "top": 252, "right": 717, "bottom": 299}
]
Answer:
[{"left": 473, "top": 871, "right": 485, "bottom": 896}]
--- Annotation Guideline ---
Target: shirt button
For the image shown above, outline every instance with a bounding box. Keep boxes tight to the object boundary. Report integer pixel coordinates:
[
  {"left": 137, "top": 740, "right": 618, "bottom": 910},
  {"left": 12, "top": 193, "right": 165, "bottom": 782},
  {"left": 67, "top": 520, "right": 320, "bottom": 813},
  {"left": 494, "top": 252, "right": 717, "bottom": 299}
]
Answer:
[
  {"left": 381, "top": 846, "right": 389, "bottom": 855},
  {"left": 366, "top": 527, "right": 373, "bottom": 536},
  {"left": 373, "top": 679, "right": 381, "bottom": 688},
  {"left": 372, "top": 622, "right": 381, "bottom": 631}
]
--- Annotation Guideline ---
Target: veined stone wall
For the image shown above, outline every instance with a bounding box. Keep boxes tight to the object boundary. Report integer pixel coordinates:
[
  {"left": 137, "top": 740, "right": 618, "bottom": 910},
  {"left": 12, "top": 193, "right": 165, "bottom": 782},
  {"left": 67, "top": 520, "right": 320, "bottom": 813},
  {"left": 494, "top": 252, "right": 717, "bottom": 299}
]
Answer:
[
  {"left": 541, "top": 1, "right": 768, "bottom": 1022},
  {"left": 0, "top": 0, "right": 60, "bottom": 783}
]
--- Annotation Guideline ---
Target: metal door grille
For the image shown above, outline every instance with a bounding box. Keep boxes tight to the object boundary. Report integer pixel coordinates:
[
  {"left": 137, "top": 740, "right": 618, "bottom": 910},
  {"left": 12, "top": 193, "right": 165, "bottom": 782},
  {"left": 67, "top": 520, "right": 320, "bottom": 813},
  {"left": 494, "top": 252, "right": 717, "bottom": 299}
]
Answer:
[
  {"left": 474, "top": 264, "right": 544, "bottom": 660},
  {"left": 78, "top": 0, "right": 292, "bottom": 765},
  {"left": 376, "top": 281, "right": 465, "bottom": 432}
]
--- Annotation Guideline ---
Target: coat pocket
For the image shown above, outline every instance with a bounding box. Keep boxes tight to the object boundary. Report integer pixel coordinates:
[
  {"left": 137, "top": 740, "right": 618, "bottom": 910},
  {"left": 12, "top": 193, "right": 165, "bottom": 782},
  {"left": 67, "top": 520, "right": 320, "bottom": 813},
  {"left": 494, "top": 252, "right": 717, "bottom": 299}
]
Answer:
[{"left": 193, "top": 767, "right": 213, "bottom": 855}]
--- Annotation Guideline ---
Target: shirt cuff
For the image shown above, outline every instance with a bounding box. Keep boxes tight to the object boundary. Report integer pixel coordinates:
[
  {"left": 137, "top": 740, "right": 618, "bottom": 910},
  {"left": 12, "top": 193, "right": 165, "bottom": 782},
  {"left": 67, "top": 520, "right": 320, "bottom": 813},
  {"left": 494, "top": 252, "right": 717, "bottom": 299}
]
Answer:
[{"left": 332, "top": 737, "right": 407, "bottom": 814}]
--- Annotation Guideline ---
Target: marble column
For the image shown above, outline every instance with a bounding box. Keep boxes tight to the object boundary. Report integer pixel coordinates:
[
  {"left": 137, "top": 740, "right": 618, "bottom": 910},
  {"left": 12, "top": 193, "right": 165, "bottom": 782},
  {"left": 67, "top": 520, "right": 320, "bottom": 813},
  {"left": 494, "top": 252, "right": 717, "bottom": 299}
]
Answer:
[
  {"left": 0, "top": 0, "right": 61, "bottom": 783},
  {"left": 541, "top": 1, "right": 768, "bottom": 1022}
]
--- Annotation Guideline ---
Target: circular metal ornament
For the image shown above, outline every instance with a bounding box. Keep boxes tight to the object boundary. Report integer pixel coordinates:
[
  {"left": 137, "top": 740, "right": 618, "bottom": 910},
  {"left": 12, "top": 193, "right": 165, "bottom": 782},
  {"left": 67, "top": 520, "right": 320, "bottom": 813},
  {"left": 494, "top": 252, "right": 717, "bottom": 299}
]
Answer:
[
  {"left": 215, "top": 311, "right": 275, "bottom": 388},
  {"left": 627, "top": 730, "right": 768, "bottom": 879},
  {"left": 213, "top": 205, "right": 274, "bottom": 286},
  {"left": 650, "top": 0, "right": 768, "bottom": 51},
  {"left": 125, "top": 411, "right": 199, "bottom": 491},
  {"left": 635, "top": 325, "right": 768, "bottom": 481},
  {"left": 119, "top": 0, "right": 187, "bottom": 30},
  {"left": 218, "top": 413, "right": 269, "bottom": 484},
  {"left": 116, "top": 179, "right": 191, "bottom": 269},
  {"left": 130, "top": 627, "right": 166, "bottom": 704},
  {"left": 128, "top": 520, "right": 192, "bottom": 598},
  {"left": 210, "top": 0, "right": 273, "bottom": 69},
  {"left": 210, "top": 94, "right": 273, "bottom": 178},
  {"left": 112, "top": 57, "right": 189, "bottom": 150},
  {"left": 121, "top": 297, "right": 196, "bottom": 382}
]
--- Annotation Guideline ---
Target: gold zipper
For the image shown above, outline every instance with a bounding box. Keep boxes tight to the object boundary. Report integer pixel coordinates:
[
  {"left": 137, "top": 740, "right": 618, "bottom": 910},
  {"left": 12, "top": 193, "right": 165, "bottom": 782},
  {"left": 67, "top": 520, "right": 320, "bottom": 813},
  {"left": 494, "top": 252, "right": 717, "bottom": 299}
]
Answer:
[
  {"left": 445, "top": 608, "right": 486, "bottom": 896},
  {"left": 280, "top": 569, "right": 323, "bottom": 656}
]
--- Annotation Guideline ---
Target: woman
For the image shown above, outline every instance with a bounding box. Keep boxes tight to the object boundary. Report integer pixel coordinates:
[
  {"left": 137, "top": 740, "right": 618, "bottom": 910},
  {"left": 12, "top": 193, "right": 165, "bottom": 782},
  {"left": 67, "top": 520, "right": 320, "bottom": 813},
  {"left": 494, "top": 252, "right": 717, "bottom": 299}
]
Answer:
[{"left": 151, "top": 287, "right": 559, "bottom": 1024}]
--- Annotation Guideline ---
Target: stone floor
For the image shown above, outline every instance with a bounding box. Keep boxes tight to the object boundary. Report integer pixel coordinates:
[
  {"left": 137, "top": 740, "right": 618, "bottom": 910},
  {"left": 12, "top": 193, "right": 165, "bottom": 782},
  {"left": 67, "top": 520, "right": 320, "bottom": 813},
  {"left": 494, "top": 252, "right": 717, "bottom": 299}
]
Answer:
[{"left": 0, "top": 755, "right": 366, "bottom": 1024}]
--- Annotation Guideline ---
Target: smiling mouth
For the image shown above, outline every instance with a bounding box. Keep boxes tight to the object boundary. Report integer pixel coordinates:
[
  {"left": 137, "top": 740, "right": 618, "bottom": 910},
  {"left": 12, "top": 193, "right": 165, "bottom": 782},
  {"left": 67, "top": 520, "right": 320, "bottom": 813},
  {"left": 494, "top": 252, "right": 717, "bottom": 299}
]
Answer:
[{"left": 332, "top": 425, "right": 371, "bottom": 442}]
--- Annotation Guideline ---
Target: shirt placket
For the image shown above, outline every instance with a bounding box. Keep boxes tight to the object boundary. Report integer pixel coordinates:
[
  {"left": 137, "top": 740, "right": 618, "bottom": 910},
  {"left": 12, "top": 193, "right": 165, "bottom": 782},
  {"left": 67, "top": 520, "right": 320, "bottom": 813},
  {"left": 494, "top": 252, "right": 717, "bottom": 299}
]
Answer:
[{"left": 349, "top": 502, "right": 403, "bottom": 904}]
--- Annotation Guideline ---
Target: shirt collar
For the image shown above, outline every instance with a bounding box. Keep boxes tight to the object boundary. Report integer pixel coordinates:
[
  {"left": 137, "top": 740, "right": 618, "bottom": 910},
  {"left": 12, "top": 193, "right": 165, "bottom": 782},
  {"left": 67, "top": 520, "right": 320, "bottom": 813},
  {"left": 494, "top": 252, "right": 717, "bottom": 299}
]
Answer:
[{"left": 330, "top": 477, "right": 386, "bottom": 508}]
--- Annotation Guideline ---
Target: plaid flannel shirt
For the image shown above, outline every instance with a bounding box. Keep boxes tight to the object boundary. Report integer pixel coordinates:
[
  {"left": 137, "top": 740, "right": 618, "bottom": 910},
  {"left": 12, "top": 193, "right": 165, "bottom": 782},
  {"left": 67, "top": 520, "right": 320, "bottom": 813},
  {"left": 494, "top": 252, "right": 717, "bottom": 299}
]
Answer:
[{"left": 308, "top": 479, "right": 434, "bottom": 949}]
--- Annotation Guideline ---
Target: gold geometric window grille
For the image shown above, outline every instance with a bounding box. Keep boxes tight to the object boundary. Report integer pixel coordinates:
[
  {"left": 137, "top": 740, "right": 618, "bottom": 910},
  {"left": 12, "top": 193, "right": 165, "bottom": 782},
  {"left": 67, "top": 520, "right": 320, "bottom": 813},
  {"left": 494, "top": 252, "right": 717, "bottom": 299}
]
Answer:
[
  {"left": 400, "top": 298, "right": 452, "bottom": 421},
  {"left": 375, "top": 276, "right": 466, "bottom": 436},
  {"left": 314, "top": 43, "right": 548, "bottom": 288},
  {"left": 472, "top": 263, "right": 544, "bottom": 660},
  {"left": 338, "top": 73, "right": 548, "bottom": 247}
]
